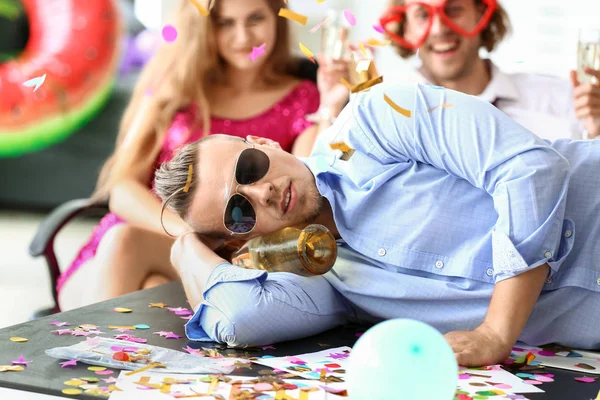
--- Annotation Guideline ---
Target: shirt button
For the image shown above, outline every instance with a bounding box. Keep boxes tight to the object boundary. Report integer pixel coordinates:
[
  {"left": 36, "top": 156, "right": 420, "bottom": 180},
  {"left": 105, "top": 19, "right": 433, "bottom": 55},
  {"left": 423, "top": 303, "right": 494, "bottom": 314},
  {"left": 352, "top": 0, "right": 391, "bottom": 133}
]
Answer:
[
  {"left": 435, "top": 261, "right": 444, "bottom": 269},
  {"left": 544, "top": 251, "right": 552, "bottom": 259},
  {"left": 564, "top": 230, "right": 572, "bottom": 238},
  {"left": 486, "top": 268, "right": 493, "bottom": 277},
  {"left": 597, "top": 278, "right": 600, "bottom": 286},
  {"left": 378, "top": 248, "right": 386, "bottom": 256},
  {"left": 545, "top": 277, "right": 553, "bottom": 284}
]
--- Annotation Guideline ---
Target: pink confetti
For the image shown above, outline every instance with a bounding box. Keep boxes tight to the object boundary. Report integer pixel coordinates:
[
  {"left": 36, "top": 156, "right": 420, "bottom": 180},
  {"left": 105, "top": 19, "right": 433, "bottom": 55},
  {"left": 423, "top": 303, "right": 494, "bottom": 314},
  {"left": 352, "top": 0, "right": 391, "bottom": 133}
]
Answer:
[
  {"left": 254, "top": 383, "right": 273, "bottom": 391},
  {"left": 523, "top": 380, "right": 542, "bottom": 385},
  {"left": 494, "top": 383, "right": 513, "bottom": 389},
  {"left": 161, "top": 24, "right": 178, "bottom": 42},
  {"left": 165, "top": 332, "right": 182, "bottom": 339},
  {"left": 84, "top": 337, "right": 102, "bottom": 346},
  {"left": 11, "top": 355, "right": 32, "bottom": 365},
  {"left": 320, "top": 385, "right": 346, "bottom": 394},
  {"left": 261, "top": 345, "right": 276, "bottom": 350},
  {"left": 102, "top": 376, "right": 118, "bottom": 384},
  {"left": 458, "top": 373, "right": 470, "bottom": 380},
  {"left": 95, "top": 370, "right": 114, "bottom": 375},
  {"left": 533, "top": 375, "right": 554, "bottom": 383},
  {"left": 537, "top": 350, "right": 555, "bottom": 357},
  {"left": 60, "top": 360, "right": 78, "bottom": 368},
  {"left": 49, "top": 321, "right": 69, "bottom": 327},
  {"left": 248, "top": 43, "right": 266, "bottom": 62},
  {"left": 343, "top": 9, "right": 356, "bottom": 26},
  {"left": 574, "top": 377, "right": 596, "bottom": 383},
  {"left": 373, "top": 24, "right": 385, "bottom": 34},
  {"left": 53, "top": 329, "right": 73, "bottom": 335},
  {"left": 167, "top": 307, "right": 188, "bottom": 313},
  {"left": 309, "top": 16, "right": 330, "bottom": 33},
  {"left": 175, "top": 310, "right": 193, "bottom": 316}
]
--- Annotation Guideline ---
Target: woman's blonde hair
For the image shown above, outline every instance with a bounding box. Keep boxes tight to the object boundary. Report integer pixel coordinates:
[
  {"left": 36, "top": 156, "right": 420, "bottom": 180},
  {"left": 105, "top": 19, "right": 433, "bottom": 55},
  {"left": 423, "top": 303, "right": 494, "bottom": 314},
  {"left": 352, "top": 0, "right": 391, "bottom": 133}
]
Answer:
[
  {"left": 386, "top": 0, "right": 511, "bottom": 58},
  {"left": 92, "top": 0, "right": 294, "bottom": 201}
]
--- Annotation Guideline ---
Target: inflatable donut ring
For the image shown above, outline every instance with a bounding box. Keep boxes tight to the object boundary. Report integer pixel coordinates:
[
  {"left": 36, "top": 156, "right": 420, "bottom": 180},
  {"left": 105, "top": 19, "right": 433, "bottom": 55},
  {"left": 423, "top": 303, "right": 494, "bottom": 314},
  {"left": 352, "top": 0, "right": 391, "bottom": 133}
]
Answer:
[{"left": 0, "top": 0, "right": 121, "bottom": 157}]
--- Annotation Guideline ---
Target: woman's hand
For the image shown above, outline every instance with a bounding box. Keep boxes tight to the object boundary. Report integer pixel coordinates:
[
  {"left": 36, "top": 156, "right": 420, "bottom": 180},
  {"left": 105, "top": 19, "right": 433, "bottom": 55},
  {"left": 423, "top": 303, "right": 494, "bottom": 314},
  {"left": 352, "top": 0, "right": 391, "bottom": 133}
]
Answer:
[
  {"left": 316, "top": 55, "right": 350, "bottom": 117},
  {"left": 444, "top": 322, "right": 513, "bottom": 367},
  {"left": 170, "top": 232, "right": 225, "bottom": 273}
]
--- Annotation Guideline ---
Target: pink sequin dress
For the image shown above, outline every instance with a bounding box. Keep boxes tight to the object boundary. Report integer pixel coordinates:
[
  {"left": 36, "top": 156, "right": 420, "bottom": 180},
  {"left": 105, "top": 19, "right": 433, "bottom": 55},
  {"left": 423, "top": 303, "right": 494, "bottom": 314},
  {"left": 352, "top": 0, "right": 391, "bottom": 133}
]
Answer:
[{"left": 56, "top": 80, "right": 320, "bottom": 294}]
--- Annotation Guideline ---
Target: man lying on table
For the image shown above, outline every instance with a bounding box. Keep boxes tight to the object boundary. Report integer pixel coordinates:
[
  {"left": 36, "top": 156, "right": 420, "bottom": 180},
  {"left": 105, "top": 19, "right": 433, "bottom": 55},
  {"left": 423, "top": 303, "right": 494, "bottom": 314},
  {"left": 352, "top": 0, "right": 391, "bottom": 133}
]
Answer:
[{"left": 154, "top": 82, "right": 600, "bottom": 367}]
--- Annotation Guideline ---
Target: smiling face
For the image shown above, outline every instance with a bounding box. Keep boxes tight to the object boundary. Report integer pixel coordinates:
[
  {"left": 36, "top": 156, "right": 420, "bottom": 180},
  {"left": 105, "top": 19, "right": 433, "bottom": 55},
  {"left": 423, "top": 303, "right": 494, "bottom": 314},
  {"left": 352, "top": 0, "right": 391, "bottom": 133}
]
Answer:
[
  {"left": 187, "top": 136, "right": 324, "bottom": 239},
  {"left": 213, "top": 0, "right": 278, "bottom": 71},
  {"left": 404, "top": 0, "right": 485, "bottom": 81}
]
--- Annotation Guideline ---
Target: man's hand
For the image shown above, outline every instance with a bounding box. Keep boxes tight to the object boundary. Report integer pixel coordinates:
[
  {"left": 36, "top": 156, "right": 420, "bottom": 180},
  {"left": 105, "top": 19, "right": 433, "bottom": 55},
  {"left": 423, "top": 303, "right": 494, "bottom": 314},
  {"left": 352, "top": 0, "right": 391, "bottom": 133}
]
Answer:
[
  {"left": 570, "top": 68, "right": 600, "bottom": 138},
  {"left": 444, "top": 322, "right": 513, "bottom": 367}
]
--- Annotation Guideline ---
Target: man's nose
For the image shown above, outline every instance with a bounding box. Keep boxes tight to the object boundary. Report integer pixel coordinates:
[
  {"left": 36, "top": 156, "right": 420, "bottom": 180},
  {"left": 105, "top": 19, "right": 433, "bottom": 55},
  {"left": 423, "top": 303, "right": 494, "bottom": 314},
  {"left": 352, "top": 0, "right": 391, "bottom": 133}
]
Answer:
[
  {"left": 238, "top": 182, "right": 275, "bottom": 208},
  {"left": 429, "top": 13, "right": 450, "bottom": 35}
]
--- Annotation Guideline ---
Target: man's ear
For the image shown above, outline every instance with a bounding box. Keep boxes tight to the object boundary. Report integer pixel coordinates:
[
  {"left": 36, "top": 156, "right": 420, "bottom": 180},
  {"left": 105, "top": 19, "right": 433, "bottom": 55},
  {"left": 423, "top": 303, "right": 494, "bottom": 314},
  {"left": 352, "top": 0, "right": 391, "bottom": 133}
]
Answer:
[{"left": 246, "top": 135, "right": 282, "bottom": 150}]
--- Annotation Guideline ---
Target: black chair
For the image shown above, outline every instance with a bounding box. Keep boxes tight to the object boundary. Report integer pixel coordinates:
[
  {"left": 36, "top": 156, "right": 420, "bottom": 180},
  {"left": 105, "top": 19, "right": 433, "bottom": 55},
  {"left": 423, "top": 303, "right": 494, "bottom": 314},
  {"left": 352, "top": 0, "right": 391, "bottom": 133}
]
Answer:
[{"left": 27, "top": 58, "right": 320, "bottom": 319}]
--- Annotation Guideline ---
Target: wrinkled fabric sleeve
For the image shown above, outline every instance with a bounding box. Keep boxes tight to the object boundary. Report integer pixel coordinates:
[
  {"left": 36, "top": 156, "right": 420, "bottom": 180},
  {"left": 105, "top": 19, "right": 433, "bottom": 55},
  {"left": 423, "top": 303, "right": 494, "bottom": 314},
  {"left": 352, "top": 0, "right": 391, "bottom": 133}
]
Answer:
[
  {"left": 185, "top": 263, "right": 349, "bottom": 347},
  {"left": 348, "top": 83, "right": 570, "bottom": 282}
]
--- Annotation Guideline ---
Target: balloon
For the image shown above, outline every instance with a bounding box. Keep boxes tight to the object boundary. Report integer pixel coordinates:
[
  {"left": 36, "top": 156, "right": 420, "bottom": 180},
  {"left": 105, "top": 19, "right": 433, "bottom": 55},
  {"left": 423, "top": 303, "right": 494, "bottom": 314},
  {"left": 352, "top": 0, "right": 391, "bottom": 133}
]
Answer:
[{"left": 347, "top": 319, "right": 458, "bottom": 400}]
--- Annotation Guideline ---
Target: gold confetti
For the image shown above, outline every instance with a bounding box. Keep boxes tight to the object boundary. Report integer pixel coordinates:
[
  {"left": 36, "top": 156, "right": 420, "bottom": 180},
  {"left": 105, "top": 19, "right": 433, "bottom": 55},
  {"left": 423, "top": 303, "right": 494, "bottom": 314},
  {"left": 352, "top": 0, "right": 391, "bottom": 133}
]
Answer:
[
  {"left": 125, "top": 362, "right": 166, "bottom": 376},
  {"left": 384, "top": 93, "right": 412, "bottom": 118},
  {"left": 299, "top": 42, "right": 315, "bottom": 63},
  {"left": 428, "top": 103, "right": 454, "bottom": 113},
  {"left": 359, "top": 41, "right": 367, "bottom": 57},
  {"left": 9, "top": 337, "right": 27, "bottom": 343},
  {"left": 64, "top": 379, "right": 84, "bottom": 386},
  {"left": 339, "top": 77, "right": 352, "bottom": 89},
  {"left": 113, "top": 307, "right": 132, "bottom": 313},
  {"left": 149, "top": 302, "right": 167, "bottom": 308},
  {"left": 350, "top": 76, "right": 383, "bottom": 93},
  {"left": 0, "top": 365, "right": 24, "bottom": 372},
  {"left": 62, "top": 388, "right": 82, "bottom": 395},
  {"left": 183, "top": 164, "right": 193, "bottom": 193},
  {"left": 329, "top": 142, "right": 353, "bottom": 153},
  {"left": 108, "top": 325, "right": 136, "bottom": 330},
  {"left": 278, "top": 8, "right": 308, "bottom": 25},
  {"left": 189, "top": 0, "right": 209, "bottom": 16},
  {"left": 366, "top": 38, "right": 391, "bottom": 47},
  {"left": 88, "top": 366, "right": 106, "bottom": 372}
]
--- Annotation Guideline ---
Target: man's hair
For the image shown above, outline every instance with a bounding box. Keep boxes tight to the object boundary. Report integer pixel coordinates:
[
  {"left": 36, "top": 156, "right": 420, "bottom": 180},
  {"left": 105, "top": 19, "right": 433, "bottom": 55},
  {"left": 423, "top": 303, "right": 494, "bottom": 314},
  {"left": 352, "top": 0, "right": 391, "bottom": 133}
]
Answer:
[{"left": 387, "top": 0, "right": 512, "bottom": 58}]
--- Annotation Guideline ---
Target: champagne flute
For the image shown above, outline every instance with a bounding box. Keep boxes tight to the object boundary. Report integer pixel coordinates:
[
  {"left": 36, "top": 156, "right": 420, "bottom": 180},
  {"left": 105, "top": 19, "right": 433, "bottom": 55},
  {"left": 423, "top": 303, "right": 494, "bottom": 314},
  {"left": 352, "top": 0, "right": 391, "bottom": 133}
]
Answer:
[{"left": 577, "top": 28, "right": 600, "bottom": 85}]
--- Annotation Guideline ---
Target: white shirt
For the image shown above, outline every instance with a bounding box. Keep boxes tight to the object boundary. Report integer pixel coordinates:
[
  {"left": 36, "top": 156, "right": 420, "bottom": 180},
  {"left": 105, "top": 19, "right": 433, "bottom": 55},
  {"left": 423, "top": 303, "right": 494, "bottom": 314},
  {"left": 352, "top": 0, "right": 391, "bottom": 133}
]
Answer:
[{"left": 375, "top": 54, "right": 584, "bottom": 141}]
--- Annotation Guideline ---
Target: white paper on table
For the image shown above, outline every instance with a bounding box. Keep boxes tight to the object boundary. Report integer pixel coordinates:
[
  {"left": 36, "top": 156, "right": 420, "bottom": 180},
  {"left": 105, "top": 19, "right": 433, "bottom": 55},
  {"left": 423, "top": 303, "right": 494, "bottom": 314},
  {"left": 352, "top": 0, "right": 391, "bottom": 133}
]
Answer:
[
  {"left": 512, "top": 344, "right": 600, "bottom": 375},
  {"left": 458, "top": 367, "right": 544, "bottom": 395},
  {"left": 109, "top": 371, "right": 340, "bottom": 400},
  {"left": 251, "top": 346, "right": 352, "bottom": 390}
]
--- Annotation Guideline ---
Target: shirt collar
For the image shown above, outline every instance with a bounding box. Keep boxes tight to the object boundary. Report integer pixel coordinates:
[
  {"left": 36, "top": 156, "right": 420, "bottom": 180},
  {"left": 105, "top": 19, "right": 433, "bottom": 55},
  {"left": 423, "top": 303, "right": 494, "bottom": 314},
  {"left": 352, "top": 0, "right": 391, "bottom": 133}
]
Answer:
[{"left": 415, "top": 60, "right": 520, "bottom": 104}]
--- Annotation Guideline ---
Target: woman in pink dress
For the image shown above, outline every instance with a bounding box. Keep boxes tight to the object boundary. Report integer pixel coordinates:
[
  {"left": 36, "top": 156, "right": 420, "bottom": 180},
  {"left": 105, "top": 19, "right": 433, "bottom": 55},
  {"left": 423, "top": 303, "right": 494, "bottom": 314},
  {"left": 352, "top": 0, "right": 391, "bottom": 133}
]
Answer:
[{"left": 57, "top": 0, "right": 350, "bottom": 310}]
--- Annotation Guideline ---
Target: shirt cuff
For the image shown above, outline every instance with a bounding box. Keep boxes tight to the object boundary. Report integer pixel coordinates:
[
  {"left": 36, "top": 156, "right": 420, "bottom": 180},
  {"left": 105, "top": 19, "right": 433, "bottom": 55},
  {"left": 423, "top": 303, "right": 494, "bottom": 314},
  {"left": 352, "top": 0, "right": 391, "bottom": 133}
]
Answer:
[{"left": 184, "top": 263, "right": 268, "bottom": 342}]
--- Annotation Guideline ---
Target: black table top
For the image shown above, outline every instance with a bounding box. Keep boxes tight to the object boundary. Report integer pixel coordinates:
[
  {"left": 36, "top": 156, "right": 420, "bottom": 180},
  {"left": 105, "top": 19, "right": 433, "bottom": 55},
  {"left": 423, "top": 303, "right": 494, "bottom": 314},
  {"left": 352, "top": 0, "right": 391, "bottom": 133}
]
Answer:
[{"left": 0, "top": 281, "right": 597, "bottom": 399}]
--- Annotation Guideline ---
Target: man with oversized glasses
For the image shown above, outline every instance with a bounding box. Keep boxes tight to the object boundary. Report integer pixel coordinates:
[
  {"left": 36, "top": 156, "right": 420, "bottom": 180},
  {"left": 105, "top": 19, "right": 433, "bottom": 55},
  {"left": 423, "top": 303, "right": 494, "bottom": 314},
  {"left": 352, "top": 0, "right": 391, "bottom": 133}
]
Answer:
[
  {"left": 378, "top": 0, "right": 600, "bottom": 141},
  {"left": 155, "top": 82, "right": 600, "bottom": 367}
]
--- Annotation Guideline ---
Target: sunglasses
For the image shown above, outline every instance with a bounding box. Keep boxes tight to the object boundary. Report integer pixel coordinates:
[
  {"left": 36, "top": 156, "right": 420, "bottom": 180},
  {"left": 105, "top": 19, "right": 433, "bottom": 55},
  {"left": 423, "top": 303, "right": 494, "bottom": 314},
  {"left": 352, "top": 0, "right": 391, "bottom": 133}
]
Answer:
[
  {"left": 223, "top": 145, "right": 271, "bottom": 235},
  {"left": 380, "top": 0, "right": 497, "bottom": 51}
]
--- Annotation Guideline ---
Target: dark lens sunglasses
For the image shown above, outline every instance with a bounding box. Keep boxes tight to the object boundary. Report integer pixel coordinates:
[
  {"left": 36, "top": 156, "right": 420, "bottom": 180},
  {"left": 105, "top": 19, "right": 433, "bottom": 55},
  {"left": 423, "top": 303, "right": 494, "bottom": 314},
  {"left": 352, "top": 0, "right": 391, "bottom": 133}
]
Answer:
[{"left": 223, "top": 146, "right": 270, "bottom": 235}]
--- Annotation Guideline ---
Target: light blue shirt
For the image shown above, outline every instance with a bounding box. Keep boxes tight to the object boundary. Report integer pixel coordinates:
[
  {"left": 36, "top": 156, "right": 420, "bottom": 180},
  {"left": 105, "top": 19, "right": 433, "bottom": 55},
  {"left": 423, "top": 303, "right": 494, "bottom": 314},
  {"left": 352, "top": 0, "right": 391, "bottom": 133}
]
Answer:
[{"left": 185, "top": 83, "right": 600, "bottom": 349}]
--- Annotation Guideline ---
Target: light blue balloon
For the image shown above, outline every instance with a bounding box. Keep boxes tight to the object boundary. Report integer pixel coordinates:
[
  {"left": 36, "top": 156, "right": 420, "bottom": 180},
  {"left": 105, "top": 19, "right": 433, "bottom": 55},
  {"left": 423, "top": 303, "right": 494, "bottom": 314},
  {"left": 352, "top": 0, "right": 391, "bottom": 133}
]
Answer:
[{"left": 346, "top": 319, "right": 458, "bottom": 400}]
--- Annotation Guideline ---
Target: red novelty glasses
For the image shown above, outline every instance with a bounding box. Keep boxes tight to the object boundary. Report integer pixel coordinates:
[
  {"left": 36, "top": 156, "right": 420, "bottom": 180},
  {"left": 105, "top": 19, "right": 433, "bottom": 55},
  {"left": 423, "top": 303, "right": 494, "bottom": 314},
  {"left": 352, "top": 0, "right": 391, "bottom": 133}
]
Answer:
[{"left": 380, "top": 0, "right": 497, "bottom": 50}]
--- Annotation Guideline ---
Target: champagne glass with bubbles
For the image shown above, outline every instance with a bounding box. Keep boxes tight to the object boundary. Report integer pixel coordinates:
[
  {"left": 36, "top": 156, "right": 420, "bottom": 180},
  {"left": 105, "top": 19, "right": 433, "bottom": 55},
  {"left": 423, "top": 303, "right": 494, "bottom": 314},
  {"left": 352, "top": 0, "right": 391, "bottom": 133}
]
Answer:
[{"left": 577, "top": 28, "right": 600, "bottom": 85}]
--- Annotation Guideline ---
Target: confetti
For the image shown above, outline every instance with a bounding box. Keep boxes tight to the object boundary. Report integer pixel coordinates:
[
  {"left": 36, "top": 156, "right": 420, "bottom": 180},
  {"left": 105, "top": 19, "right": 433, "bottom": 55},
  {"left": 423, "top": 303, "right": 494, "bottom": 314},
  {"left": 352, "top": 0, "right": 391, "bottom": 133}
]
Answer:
[
  {"left": 343, "top": 9, "right": 356, "bottom": 26},
  {"left": 366, "top": 38, "right": 391, "bottom": 47},
  {"left": 108, "top": 325, "right": 136, "bottom": 330},
  {"left": 80, "top": 376, "right": 100, "bottom": 383},
  {"left": 149, "top": 303, "right": 168, "bottom": 308},
  {"left": 261, "top": 345, "right": 276, "bottom": 350},
  {"left": 22, "top": 74, "right": 46, "bottom": 92},
  {"left": 49, "top": 320, "right": 69, "bottom": 327},
  {"left": 62, "top": 388, "right": 82, "bottom": 395},
  {"left": 135, "top": 324, "right": 150, "bottom": 330},
  {"left": 64, "top": 379, "right": 84, "bottom": 386},
  {"left": 373, "top": 24, "right": 385, "bottom": 34},
  {"left": 189, "top": 0, "right": 210, "bottom": 16},
  {"left": 574, "top": 377, "right": 597, "bottom": 383},
  {"left": 53, "top": 329, "right": 73, "bottom": 335},
  {"left": 330, "top": 142, "right": 353, "bottom": 153},
  {"left": 350, "top": 76, "right": 383, "bottom": 93},
  {"left": 359, "top": 41, "right": 367, "bottom": 57},
  {"left": 103, "top": 376, "right": 118, "bottom": 384},
  {"left": 428, "top": 103, "right": 454, "bottom": 113},
  {"left": 95, "top": 370, "right": 115, "bottom": 376},
  {"left": 114, "top": 307, "right": 133, "bottom": 313},
  {"left": 88, "top": 366, "right": 106, "bottom": 372},
  {"left": 339, "top": 77, "right": 352, "bottom": 89},
  {"left": 248, "top": 43, "right": 266, "bottom": 62},
  {"left": 574, "top": 363, "right": 596, "bottom": 370},
  {"left": 11, "top": 355, "right": 32, "bottom": 365},
  {"left": 309, "top": 16, "right": 330, "bottom": 33},
  {"left": 9, "top": 337, "right": 27, "bottom": 343},
  {"left": 278, "top": 8, "right": 308, "bottom": 25},
  {"left": 60, "top": 360, "right": 78, "bottom": 368},
  {"left": 299, "top": 42, "right": 315, "bottom": 64},
  {"left": 161, "top": 25, "right": 178, "bottom": 42},
  {"left": 384, "top": 93, "right": 412, "bottom": 118},
  {"left": 0, "top": 365, "right": 24, "bottom": 372}
]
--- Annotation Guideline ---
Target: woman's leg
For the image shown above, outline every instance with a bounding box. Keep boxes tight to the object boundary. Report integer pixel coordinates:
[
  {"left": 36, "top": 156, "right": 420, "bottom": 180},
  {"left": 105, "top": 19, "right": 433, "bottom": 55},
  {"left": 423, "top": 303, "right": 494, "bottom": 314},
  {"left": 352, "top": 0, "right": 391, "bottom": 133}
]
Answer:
[{"left": 58, "top": 224, "right": 176, "bottom": 311}]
